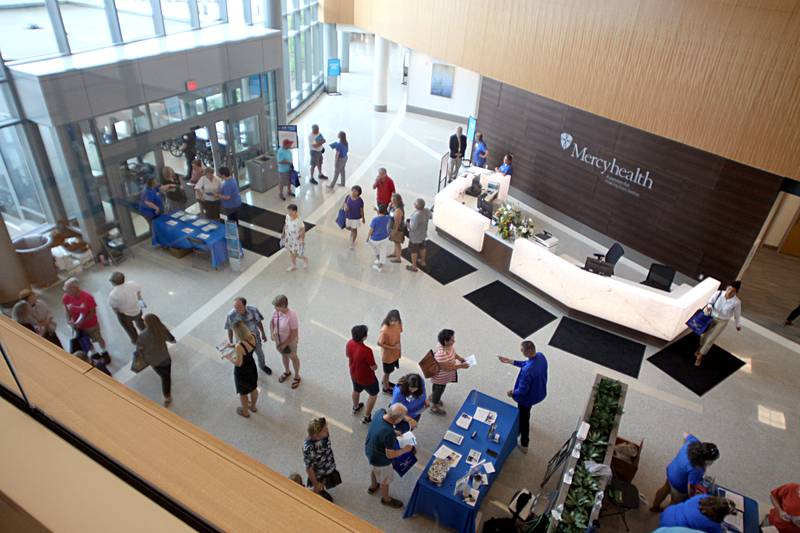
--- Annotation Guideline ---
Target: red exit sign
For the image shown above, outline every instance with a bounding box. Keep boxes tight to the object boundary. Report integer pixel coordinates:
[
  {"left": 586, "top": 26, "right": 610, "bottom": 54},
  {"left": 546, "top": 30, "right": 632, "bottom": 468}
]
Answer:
[{"left": 185, "top": 79, "right": 198, "bottom": 91}]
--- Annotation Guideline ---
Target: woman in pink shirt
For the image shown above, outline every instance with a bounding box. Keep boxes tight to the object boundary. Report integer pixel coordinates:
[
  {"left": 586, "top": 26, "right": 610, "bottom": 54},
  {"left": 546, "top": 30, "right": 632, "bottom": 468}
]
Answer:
[
  {"left": 429, "top": 329, "right": 469, "bottom": 415},
  {"left": 270, "top": 294, "right": 302, "bottom": 389}
]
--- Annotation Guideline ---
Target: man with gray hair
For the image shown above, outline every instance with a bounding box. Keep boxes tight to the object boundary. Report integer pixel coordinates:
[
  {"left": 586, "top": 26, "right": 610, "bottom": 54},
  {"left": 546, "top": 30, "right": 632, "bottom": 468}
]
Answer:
[
  {"left": 372, "top": 167, "right": 395, "bottom": 212},
  {"left": 225, "top": 296, "right": 271, "bottom": 375},
  {"left": 307, "top": 124, "right": 327, "bottom": 184},
  {"left": 365, "top": 403, "right": 414, "bottom": 509},
  {"left": 406, "top": 198, "right": 432, "bottom": 272},
  {"left": 108, "top": 271, "right": 145, "bottom": 344},
  {"left": 62, "top": 277, "right": 109, "bottom": 359}
]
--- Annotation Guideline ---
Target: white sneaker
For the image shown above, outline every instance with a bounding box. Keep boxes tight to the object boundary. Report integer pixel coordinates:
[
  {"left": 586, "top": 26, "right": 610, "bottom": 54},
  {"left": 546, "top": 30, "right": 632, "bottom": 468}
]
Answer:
[
  {"left": 286, "top": 265, "right": 296, "bottom": 272},
  {"left": 517, "top": 436, "right": 528, "bottom": 454},
  {"left": 373, "top": 259, "right": 380, "bottom": 265},
  {"left": 372, "top": 264, "right": 383, "bottom": 272}
]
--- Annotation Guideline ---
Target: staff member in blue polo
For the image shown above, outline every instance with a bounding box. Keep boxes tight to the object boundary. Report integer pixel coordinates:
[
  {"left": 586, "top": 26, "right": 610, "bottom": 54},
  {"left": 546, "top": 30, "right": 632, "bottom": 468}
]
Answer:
[
  {"left": 496, "top": 153, "right": 513, "bottom": 176},
  {"left": 218, "top": 166, "right": 241, "bottom": 223},
  {"left": 139, "top": 178, "right": 164, "bottom": 233},
  {"left": 498, "top": 340, "right": 548, "bottom": 454}
]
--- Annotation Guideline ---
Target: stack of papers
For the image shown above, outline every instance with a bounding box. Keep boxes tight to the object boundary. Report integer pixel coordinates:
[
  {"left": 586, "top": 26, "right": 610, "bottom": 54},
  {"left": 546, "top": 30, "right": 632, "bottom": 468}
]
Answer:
[
  {"left": 166, "top": 220, "right": 179, "bottom": 226},
  {"left": 464, "top": 488, "right": 480, "bottom": 507},
  {"left": 720, "top": 490, "right": 744, "bottom": 532},
  {"left": 202, "top": 223, "right": 218, "bottom": 231},
  {"left": 171, "top": 210, "right": 186, "bottom": 218},
  {"left": 397, "top": 431, "right": 417, "bottom": 448},
  {"left": 197, "top": 233, "right": 210, "bottom": 240},
  {"left": 181, "top": 227, "right": 194, "bottom": 234},
  {"left": 179, "top": 214, "right": 197, "bottom": 222},
  {"left": 483, "top": 462, "right": 495, "bottom": 474},
  {"left": 434, "top": 445, "right": 462, "bottom": 468},
  {"left": 444, "top": 430, "right": 463, "bottom": 446},
  {"left": 192, "top": 219, "right": 208, "bottom": 227},
  {"left": 456, "top": 413, "right": 472, "bottom": 430},
  {"left": 464, "top": 354, "right": 478, "bottom": 367},
  {"left": 466, "top": 449, "right": 482, "bottom": 466},
  {"left": 474, "top": 407, "right": 498, "bottom": 425}
]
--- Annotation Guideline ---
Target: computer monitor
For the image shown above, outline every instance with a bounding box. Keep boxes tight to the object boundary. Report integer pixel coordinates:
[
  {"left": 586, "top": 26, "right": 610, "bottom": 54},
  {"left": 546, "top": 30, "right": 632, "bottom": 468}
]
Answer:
[{"left": 641, "top": 263, "right": 676, "bottom": 292}]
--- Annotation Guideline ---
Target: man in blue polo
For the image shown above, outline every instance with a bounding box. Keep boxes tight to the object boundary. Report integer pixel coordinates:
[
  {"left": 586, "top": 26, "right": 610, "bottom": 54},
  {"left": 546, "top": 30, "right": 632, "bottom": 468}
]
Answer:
[{"left": 498, "top": 340, "right": 548, "bottom": 453}]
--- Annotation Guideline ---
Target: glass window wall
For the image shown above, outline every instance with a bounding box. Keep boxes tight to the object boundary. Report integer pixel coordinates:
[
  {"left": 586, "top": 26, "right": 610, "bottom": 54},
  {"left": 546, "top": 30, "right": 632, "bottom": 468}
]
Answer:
[
  {"left": 282, "top": 0, "right": 322, "bottom": 111},
  {"left": 0, "top": 125, "right": 52, "bottom": 236},
  {"left": 199, "top": 0, "right": 224, "bottom": 26},
  {"left": 58, "top": 0, "right": 114, "bottom": 54},
  {"left": 0, "top": 1, "right": 60, "bottom": 62},
  {"left": 116, "top": 0, "right": 157, "bottom": 42},
  {"left": 162, "top": 0, "right": 193, "bottom": 33},
  {"left": 149, "top": 96, "right": 184, "bottom": 129}
]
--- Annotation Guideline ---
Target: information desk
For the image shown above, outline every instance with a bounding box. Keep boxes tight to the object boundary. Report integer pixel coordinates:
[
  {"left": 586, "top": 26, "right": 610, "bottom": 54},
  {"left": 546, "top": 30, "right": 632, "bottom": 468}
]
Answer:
[
  {"left": 432, "top": 177, "right": 720, "bottom": 341},
  {"left": 152, "top": 212, "right": 228, "bottom": 269},
  {"left": 403, "top": 390, "right": 519, "bottom": 533}
]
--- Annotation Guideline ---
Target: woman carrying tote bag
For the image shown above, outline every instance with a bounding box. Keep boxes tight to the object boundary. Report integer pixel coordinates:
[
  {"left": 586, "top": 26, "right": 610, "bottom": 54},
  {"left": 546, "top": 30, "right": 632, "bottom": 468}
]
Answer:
[
  {"left": 134, "top": 313, "right": 175, "bottom": 406},
  {"left": 694, "top": 281, "right": 742, "bottom": 367}
]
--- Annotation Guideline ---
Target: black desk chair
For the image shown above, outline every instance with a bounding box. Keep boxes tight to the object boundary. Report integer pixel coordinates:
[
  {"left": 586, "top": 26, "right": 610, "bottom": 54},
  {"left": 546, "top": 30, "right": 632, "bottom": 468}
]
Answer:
[
  {"left": 600, "top": 478, "right": 640, "bottom": 532},
  {"left": 593, "top": 242, "right": 625, "bottom": 265}
]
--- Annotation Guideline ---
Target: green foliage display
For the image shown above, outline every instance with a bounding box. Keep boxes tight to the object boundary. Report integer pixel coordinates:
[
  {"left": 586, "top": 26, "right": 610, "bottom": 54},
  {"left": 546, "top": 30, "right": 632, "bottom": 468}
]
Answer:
[{"left": 555, "top": 378, "right": 623, "bottom": 533}]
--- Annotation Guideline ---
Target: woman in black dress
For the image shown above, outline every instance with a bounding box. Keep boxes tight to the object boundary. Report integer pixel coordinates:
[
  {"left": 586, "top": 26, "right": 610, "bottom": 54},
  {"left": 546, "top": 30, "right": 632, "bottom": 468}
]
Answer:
[{"left": 223, "top": 320, "right": 259, "bottom": 418}]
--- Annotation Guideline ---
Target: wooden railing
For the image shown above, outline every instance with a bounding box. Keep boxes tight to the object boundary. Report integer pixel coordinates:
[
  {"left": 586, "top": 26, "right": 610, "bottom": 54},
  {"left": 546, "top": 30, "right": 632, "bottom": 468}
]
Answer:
[{"left": 0, "top": 317, "right": 379, "bottom": 533}]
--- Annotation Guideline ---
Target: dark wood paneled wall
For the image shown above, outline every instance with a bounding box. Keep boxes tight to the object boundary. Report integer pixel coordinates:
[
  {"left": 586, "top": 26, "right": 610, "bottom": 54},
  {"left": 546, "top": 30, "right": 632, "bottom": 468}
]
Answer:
[{"left": 477, "top": 78, "right": 783, "bottom": 282}]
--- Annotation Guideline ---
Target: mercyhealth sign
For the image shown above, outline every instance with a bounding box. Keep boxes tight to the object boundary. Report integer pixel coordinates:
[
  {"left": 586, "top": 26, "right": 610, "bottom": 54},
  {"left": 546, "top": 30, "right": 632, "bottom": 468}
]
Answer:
[{"left": 560, "top": 132, "right": 654, "bottom": 197}]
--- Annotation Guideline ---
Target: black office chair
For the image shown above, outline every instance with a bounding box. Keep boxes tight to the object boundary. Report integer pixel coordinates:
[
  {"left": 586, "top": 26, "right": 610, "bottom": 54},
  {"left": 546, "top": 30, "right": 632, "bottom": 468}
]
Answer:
[
  {"left": 600, "top": 478, "right": 640, "bottom": 532},
  {"left": 593, "top": 243, "right": 625, "bottom": 265},
  {"left": 641, "top": 263, "right": 676, "bottom": 292}
]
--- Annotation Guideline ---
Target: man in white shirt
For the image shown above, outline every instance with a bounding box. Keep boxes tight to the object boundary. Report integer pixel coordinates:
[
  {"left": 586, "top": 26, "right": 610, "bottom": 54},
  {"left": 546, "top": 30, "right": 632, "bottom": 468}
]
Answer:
[
  {"left": 695, "top": 281, "right": 742, "bottom": 366},
  {"left": 308, "top": 124, "right": 327, "bottom": 185},
  {"left": 108, "top": 271, "right": 145, "bottom": 344}
]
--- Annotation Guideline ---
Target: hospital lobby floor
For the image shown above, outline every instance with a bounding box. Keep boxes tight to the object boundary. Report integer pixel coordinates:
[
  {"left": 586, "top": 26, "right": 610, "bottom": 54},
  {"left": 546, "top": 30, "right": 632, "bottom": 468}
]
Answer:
[{"left": 34, "top": 40, "right": 800, "bottom": 532}]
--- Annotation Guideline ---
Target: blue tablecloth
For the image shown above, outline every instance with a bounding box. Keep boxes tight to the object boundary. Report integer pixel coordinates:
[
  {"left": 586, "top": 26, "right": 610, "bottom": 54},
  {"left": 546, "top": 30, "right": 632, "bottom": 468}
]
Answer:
[
  {"left": 151, "top": 212, "right": 228, "bottom": 269},
  {"left": 717, "top": 486, "right": 760, "bottom": 533},
  {"left": 403, "top": 390, "right": 519, "bottom": 533}
]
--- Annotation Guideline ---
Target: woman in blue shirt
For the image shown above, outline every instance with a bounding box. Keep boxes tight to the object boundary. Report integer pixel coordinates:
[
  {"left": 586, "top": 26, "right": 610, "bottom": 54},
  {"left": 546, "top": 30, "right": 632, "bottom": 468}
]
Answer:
[
  {"left": 472, "top": 133, "right": 488, "bottom": 168},
  {"left": 651, "top": 433, "right": 720, "bottom": 512},
  {"left": 660, "top": 495, "right": 735, "bottom": 533},
  {"left": 367, "top": 205, "right": 392, "bottom": 272},
  {"left": 391, "top": 373, "right": 428, "bottom": 432},
  {"left": 139, "top": 178, "right": 164, "bottom": 222},
  {"left": 218, "top": 166, "right": 242, "bottom": 223},
  {"left": 496, "top": 153, "right": 513, "bottom": 176},
  {"left": 328, "top": 131, "right": 349, "bottom": 189}
]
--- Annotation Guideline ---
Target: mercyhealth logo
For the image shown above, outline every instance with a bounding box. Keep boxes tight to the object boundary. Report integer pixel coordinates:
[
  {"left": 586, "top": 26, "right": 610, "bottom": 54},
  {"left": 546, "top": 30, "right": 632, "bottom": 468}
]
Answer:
[{"left": 559, "top": 132, "right": 653, "bottom": 192}]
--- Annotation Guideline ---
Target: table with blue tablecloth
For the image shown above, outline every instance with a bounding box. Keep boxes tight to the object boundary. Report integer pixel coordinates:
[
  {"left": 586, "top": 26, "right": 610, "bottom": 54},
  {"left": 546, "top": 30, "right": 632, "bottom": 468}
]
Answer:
[
  {"left": 403, "top": 390, "right": 519, "bottom": 533},
  {"left": 717, "top": 485, "right": 760, "bottom": 533},
  {"left": 151, "top": 211, "right": 228, "bottom": 269}
]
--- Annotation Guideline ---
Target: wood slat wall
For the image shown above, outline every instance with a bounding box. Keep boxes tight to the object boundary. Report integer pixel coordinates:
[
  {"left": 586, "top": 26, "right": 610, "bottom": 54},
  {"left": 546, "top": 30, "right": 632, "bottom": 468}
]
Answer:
[
  {"left": 0, "top": 318, "right": 379, "bottom": 533},
  {"left": 347, "top": 0, "right": 800, "bottom": 181},
  {"left": 477, "top": 77, "right": 783, "bottom": 282}
]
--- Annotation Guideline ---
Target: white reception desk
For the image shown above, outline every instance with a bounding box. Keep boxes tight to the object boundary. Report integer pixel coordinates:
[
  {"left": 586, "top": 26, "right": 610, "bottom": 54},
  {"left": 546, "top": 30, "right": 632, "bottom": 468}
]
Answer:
[{"left": 433, "top": 175, "right": 720, "bottom": 341}]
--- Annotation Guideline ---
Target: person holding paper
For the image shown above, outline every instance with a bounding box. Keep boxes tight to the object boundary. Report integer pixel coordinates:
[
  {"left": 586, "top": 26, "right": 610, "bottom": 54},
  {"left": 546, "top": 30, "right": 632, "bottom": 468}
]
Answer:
[
  {"left": 650, "top": 433, "right": 720, "bottom": 512},
  {"left": 768, "top": 483, "right": 800, "bottom": 532},
  {"left": 392, "top": 373, "right": 427, "bottom": 431},
  {"left": 365, "top": 403, "right": 414, "bottom": 509},
  {"left": 429, "top": 329, "right": 470, "bottom": 416},
  {"left": 498, "top": 340, "right": 548, "bottom": 454}
]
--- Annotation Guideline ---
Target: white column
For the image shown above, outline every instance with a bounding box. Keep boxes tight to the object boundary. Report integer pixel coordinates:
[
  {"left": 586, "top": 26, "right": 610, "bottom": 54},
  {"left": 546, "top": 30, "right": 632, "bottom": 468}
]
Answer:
[
  {"left": 372, "top": 35, "right": 389, "bottom": 112},
  {"left": 323, "top": 23, "right": 337, "bottom": 63},
  {"left": 339, "top": 30, "right": 350, "bottom": 72}
]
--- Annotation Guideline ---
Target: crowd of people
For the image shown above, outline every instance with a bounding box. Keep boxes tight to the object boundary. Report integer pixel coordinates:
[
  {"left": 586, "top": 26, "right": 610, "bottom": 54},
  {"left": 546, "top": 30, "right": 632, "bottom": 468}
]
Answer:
[{"left": 8, "top": 122, "right": 796, "bottom": 531}]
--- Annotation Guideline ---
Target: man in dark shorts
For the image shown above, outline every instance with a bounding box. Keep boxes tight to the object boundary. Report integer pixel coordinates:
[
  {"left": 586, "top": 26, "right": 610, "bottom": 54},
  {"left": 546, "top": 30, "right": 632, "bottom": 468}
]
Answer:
[
  {"left": 346, "top": 324, "right": 379, "bottom": 424},
  {"left": 406, "top": 198, "right": 432, "bottom": 272}
]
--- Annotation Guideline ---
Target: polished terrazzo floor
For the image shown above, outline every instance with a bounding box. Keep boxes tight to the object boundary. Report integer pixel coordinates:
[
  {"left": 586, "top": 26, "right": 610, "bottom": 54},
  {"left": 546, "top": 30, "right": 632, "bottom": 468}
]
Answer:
[{"left": 32, "top": 40, "right": 800, "bottom": 532}]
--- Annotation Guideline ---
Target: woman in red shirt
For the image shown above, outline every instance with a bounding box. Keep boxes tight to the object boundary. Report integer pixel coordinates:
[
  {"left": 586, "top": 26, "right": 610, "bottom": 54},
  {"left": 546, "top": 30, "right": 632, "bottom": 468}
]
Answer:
[
  {"left": 770, "top": 483, "right": 800, "bottom": 532},
  {"left": 346, "top": 325, "right": 379, "bottom": 424}
]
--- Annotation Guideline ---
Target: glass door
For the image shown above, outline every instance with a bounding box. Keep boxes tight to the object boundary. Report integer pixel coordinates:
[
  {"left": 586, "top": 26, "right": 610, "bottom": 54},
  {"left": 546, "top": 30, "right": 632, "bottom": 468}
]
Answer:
[
  {"left": 232, "top": 115, "right": 260, "bottom": 188},
  {"left": 115, "top": 152, "right": 157, "bottom": 242}
]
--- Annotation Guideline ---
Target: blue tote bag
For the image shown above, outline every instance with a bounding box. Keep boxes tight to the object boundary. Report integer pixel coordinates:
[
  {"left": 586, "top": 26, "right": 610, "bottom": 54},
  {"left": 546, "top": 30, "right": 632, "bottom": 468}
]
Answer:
[{"left": 686, "top": 291, "right": 720, "bottom": 335}]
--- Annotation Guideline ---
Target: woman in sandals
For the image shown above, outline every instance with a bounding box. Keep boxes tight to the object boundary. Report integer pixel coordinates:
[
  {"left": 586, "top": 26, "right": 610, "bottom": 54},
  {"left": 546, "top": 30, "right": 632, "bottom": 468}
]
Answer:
[
  {"left": 377, "top": 309, "right": 403, "bottom": 394},
  {"left": 282, "top": 204, "right": 309, "bottom": 272},
  {"left": 387, "top": 193, "right": 405, "bottom": 263},
  {"left": 222, "top": 320, "right": 259, "bottom": 418},
  {"left": 270, "top": 294, "right": 302, "bottom": 389}
]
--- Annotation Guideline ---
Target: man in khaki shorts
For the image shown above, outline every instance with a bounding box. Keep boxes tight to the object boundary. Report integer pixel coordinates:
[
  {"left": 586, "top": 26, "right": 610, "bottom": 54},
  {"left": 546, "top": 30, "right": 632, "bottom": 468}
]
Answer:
[
  {"left": 62, "top": 278, "right": 109, "bottom": 360},
  {"left": 365, "top": 403, "right": 414, "bottom": 509}
]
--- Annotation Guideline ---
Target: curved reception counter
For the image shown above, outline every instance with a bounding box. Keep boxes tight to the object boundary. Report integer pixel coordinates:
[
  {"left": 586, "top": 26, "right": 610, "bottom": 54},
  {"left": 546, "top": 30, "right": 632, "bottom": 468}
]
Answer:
[{"left": 433, "top": 175, "right": 719, "bottom": 341}]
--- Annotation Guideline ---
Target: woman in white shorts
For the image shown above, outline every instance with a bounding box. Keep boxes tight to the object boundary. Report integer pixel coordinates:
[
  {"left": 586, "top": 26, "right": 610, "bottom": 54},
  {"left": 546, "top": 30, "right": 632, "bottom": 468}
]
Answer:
[{"left": 342, "top": 185, "right": 365, "bottom": 249}]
